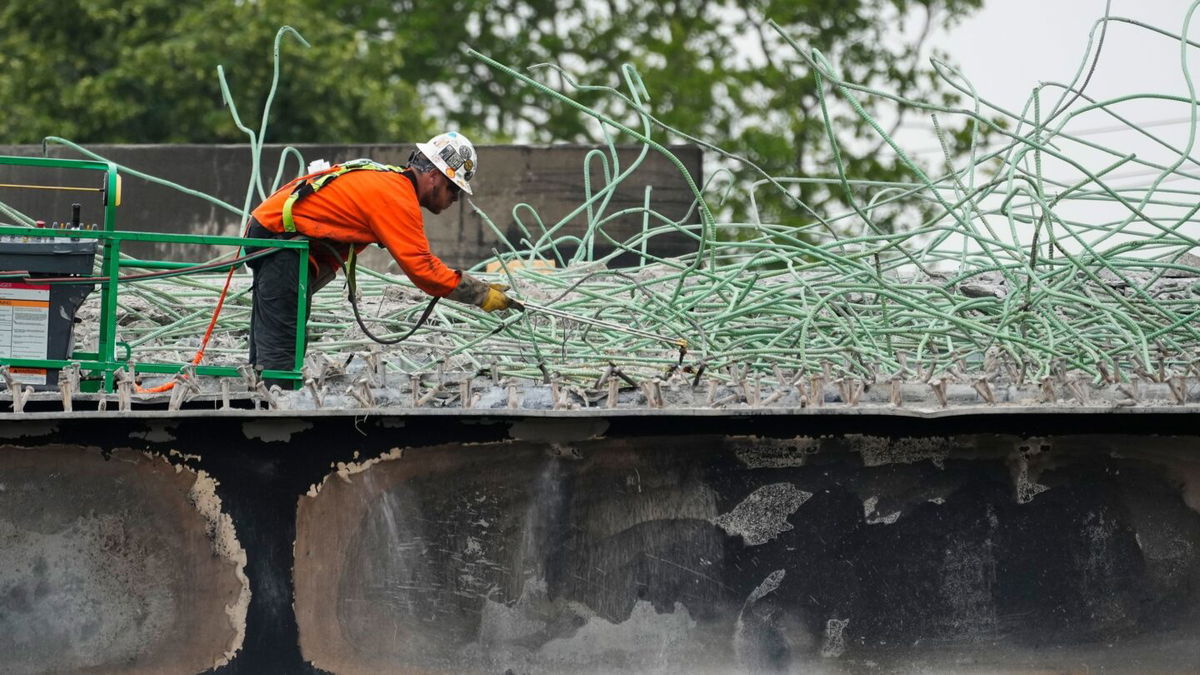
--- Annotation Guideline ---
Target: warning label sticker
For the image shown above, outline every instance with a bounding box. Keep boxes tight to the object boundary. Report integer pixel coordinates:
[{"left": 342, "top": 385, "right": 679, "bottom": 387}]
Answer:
[{"left": 0, "top": 283, "right": 50, "bottom": 385}]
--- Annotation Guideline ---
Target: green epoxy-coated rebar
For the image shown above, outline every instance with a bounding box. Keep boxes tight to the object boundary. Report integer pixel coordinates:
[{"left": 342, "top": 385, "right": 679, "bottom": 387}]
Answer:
[{"left": 17, "top": 11, "right": 1200, "bottom": 394}]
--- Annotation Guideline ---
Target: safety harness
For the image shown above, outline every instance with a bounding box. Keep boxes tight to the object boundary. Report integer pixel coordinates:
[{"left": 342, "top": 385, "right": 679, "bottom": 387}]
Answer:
[
  {"left": 281, "top": 158, "right": 409, "bottom": 285},
  {"left": 280, "top": 158, "right": 406, "bottom": 233},
  {"left": 279, "top": 158, "right": 439, "bottom": 345}
]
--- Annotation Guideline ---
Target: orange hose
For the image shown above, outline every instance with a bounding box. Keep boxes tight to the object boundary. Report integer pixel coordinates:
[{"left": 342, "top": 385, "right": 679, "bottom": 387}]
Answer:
[{"left": 134, "top": 252, "right": 241, "bottom": 394}]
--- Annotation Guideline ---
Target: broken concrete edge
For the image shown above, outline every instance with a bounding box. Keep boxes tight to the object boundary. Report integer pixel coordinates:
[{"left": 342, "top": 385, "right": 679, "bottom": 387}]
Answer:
[
  {"left": 184, "top": 466, "right": 250, "bottom": 669},
  {"left": 0, "top": 403, "right": 1197, "bottom": 423},
  {"left": 307, "top": 447, "right": 405, "bottom": 499},
  {"left": 0, "top": 445, "right": 251, "bottom": 672},
  {"left": 140, "top": 451, "right": 250, "bottom": 669}
]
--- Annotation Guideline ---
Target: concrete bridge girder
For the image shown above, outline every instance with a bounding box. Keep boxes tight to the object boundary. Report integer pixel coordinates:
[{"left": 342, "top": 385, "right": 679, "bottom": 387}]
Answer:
[{"left": 0, "top": 411, "right": 1197, "bottom": 673}]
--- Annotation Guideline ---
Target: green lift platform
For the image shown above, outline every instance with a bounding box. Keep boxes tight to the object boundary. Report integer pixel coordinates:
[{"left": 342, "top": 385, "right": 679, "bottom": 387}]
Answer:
[{"left": 0, "top": 154, "right": 308, "bottom": 392}]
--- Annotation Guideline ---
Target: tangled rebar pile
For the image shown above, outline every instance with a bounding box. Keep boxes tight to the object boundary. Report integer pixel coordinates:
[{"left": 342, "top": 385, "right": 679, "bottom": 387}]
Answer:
[{"left": 4, "top": 10, "right": 1200, "bottom": 409}]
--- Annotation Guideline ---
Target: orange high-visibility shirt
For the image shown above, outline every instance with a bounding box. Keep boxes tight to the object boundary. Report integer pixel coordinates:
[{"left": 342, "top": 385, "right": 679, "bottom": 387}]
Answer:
[{"left": 251, "top": 169, "right": 461, "bottom": 297}]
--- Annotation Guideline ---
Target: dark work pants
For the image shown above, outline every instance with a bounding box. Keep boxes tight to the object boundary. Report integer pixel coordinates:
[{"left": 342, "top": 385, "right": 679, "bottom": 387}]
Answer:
[
  {"left": 247, "top": 246, "right": 312, "bottom": 388},
  {"left": 246, "top": 220, "right": 333, "bottom": 389}
]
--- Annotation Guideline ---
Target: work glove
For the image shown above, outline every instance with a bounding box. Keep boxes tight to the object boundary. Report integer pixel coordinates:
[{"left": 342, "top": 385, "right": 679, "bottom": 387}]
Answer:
[
  {"left": 447, "top": 273, "right": 516, "bottom": 312},
  {"left": 479, "top": 283, "right": 513, "bottom": 313}
]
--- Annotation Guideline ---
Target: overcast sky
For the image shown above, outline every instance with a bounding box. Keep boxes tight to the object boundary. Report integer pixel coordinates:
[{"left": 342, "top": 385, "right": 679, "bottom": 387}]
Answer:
[
  {"left": 912, "top": 0, "right": 1200, "bottom": 255},
  {"left": 937, "top": 1, "right": 1194, "bottom": 110},
  {"left": 930, "top": 0, "right": 1199, "bottom": 168}
]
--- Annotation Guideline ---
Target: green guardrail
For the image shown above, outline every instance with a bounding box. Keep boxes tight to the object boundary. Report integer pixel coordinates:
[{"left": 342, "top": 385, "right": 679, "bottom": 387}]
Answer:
[{"left": 0, "top": 155, "right": 308, "bottom": 392}]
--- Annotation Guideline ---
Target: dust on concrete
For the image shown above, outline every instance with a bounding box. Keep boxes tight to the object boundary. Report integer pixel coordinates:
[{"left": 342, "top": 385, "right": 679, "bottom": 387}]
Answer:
[
  {"left": 1010, "top": 443, "right": 1051, "bottom": 505},
  {"left": 729, "top": 435, "right": 820, "bottom": 469},
  {"left": 0, "top": 446, "right": 247, "bottom": 673},
  {"left": 1109, "top": 441, "right": 1200, "bottom": 517},
  {"left": 471, "top": 578, "right": 556, "bottom": 653},
  {"left": 863, "top": 495, "right": 901, "bottom": 525},
  {"left": 857, "top": 435, "right": 950, "bottom": 468},
  {"left": 535, "top": 600, "right": 700, "bottom": 672},
  {"left": 734, "top": 569, "right": 829, "bottom": 673},
  {"left": 730, "top": 434, "right": 952, "bottom": 471},
  {"left": 820, "top": 618, "right": 849, "bottom": 658},
  {"left": 0, "top": 511, "right": 176, "bottom": 673},
  {"left": 936, "top": 530, "right": 1000, "bottom": 638},
  {"left": 712, "top": 483, "right": 813, "bottom": 545}
]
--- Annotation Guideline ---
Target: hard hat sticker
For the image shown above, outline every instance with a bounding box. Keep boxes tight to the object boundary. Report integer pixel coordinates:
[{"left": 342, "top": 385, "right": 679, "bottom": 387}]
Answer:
[{"left": 440, "top": 145, "right": 465, "bottom": 169}]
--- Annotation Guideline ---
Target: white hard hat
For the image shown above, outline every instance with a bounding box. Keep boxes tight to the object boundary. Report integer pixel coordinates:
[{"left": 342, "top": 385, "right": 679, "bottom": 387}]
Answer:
[{"left": 416, "top": 131, "right": 477, "bottom": 195}]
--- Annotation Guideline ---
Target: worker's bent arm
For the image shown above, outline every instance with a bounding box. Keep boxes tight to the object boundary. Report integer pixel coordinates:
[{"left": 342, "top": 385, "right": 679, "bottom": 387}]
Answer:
[{"left": 365, "top": 188, "right": 461, "bottom": 297}]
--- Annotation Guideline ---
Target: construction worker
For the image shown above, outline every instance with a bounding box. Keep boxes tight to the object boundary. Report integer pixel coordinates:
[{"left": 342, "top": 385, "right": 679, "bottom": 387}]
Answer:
[{"left": 244, "top": 131, "right": 512, "bottom": 386}]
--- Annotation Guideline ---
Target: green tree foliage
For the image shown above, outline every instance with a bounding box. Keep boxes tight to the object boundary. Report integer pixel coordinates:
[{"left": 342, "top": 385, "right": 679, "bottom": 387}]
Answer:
[
  {"left": 0, "top": 0, "right": 429, "bottom": 144},
  {"left": 2, "top": 0, "right": 985, "bottom": 229},
  {"left": 361, "top": 0, "right": 986, "bottom": 227}
]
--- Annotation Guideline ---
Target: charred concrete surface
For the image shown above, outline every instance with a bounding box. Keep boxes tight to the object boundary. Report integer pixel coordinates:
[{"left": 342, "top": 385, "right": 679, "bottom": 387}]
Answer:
[
  {"left": 0, "top": 445, "right": 246, "bottom": 674},
  {"left": 294, "top": 425, "right": 1200, "bottom": 673},
  {"left": 0, "top": 411, "right": 1198, "bottom": 673}
]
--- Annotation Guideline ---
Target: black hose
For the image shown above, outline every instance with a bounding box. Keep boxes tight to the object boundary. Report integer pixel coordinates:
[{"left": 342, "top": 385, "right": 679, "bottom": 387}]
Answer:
[
  {"left": 8, "top": 247, "right": 280, "bottom": 285},
  {"left": 309, "top": 240, "right": 438, "bottom": 345},
  {"left": 346, "top": 289, "right": 438, "bottom": 345}
]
